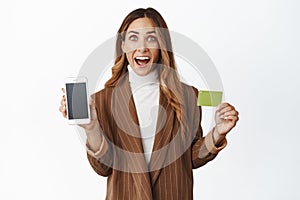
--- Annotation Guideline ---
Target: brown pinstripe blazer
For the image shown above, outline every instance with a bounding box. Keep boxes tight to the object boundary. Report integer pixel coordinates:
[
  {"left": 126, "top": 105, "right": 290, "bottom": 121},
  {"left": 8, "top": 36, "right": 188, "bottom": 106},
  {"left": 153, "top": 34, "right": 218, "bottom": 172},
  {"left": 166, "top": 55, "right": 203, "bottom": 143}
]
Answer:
[{"left": 86, "top": 74, "right": 227, "bottom": 200}]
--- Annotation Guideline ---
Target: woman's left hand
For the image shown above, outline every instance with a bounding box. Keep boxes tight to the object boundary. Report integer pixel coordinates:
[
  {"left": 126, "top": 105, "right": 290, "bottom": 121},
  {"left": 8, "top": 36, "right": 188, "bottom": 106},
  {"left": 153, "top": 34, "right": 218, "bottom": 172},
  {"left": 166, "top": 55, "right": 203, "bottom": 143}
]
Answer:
[{"left": 214, "top": 103, "right": 239, "bottom": 136}]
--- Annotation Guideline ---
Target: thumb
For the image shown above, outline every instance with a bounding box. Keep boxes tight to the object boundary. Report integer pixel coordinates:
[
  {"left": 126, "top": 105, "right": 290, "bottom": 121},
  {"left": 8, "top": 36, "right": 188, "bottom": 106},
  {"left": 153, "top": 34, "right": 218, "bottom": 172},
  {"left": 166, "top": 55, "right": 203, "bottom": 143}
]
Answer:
[{"left": 89, "top": 94, "right": 97, "bottom": 120}]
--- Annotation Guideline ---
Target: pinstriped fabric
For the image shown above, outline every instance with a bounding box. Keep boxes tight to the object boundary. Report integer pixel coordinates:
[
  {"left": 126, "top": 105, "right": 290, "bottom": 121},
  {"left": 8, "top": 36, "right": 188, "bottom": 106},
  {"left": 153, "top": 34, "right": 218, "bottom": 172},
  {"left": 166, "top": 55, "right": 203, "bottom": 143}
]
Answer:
[
  {"left": 113, "top": 76, "right": 152, "bottom": 199},
  {"left": 86, "top": 74, "right": 226, "bottom": 200}
]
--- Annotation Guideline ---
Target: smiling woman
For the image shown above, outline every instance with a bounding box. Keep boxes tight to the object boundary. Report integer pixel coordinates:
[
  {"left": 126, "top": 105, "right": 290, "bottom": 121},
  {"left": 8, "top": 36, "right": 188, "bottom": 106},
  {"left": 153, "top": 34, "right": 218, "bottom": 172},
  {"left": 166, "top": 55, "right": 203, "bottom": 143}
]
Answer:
[
  {"left": 105, "top": 8, "right": 184, "bottom": 124},
  {"left": 121, "top": 17, "right": 160, "bottom": 76},
  {"left": 59, "top": 7, "right": 239, "bottom": 200}
]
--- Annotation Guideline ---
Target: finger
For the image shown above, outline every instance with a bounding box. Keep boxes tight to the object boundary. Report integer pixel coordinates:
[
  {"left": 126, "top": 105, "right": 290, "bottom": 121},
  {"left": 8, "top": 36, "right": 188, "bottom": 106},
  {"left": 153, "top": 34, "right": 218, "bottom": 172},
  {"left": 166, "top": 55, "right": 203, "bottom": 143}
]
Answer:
[
  {"left": 61, "top": 98, "right": 66, "bottom": 106},
  {"left": 62, "top": 111, "right": 67, "bottom": 118},
  {"left": 90, "top": 102, "right": 96, "bottom": 113},
  {"left": 59, "top": 105, "right": 67, "bottom": 118},
  {"left": 223, "top": 115, "right": 239, "bottom": 122},
  {"left": 217, "top": 105, "right": 235, "bottom": 117},
  {"left": 216, "top": 102, "right": 231, "bottom": 112},
  {"left": 59, "top": 103, "right": 66, "bottom": 112},
  {"left": 219, "top": 110, "right": 238, "bottom": 118},
  {"left": 59, "top": 89, "right": 67, "bottom": 118},
  {"left": 61, "top": 88, "right": 65, "bottom": 93},
  {"left": 89, "top": 94, "right": 96, "bottom": 107},
  {"left": 89, "top": 95, "right": 98, "bottom": 120},
  {"left": 59, "top": 105, "right": 63, "bottom": 112},
  {"left": 218, "top": 106, "right": 233, "bottom": 115}
]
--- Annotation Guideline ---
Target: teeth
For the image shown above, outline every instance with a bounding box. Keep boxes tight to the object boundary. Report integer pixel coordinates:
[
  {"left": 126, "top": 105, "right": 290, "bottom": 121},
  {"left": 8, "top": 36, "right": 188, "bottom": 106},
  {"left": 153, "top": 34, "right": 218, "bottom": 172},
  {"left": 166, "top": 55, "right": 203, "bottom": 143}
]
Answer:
[{"left": 135, "top": 56, "right": 150, "bottom": 60}]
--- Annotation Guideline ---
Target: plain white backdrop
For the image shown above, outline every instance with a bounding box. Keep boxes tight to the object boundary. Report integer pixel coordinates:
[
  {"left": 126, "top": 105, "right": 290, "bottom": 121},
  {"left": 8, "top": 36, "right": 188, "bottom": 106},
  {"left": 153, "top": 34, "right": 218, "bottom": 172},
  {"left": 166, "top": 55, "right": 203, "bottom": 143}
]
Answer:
[{"left": 1, "top": 0, "right": 299, "bottom": 199}]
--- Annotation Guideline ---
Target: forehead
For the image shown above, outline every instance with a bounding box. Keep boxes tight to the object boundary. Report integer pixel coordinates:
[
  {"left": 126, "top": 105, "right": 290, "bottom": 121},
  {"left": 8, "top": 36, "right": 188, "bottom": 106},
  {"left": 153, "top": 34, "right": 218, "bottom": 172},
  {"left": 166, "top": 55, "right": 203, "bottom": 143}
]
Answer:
[{"left": 127, "top": 18, "right": 156, "bottom": 33}]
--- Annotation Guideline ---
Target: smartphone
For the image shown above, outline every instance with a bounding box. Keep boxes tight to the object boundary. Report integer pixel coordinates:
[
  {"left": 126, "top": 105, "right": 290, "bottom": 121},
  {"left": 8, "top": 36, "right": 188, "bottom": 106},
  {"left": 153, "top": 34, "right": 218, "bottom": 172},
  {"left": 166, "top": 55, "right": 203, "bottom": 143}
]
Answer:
[
  {"left": 197, "top": 90, "right": 223, "bottom": 107},
  {"left": 64, "top": 77, "right": 91, "bottom": 124}
]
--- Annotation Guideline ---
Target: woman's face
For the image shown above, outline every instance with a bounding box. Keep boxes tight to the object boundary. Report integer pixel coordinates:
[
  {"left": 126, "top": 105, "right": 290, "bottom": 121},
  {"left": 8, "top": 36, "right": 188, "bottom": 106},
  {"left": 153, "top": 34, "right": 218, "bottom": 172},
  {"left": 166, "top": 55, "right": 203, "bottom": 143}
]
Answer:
[{"left": 122, "top": 17, "right": 160, "bottom": 76}]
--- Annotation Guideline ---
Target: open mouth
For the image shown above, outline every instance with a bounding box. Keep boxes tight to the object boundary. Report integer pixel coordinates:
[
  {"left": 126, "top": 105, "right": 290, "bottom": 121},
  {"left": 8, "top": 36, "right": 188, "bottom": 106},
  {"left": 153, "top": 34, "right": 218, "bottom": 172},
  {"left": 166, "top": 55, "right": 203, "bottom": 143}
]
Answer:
[{"left": 134, "top": 56, "right": 151, "bottom": 67}]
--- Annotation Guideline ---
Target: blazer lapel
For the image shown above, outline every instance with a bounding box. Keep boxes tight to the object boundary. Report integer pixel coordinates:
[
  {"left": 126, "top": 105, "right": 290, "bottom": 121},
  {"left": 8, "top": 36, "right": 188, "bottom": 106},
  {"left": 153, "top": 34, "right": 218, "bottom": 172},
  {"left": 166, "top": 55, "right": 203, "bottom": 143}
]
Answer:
[
  {"left": 149, "top": 88, "right": 176, "bottom": 186},
  {"left": 112, "top": 74, "right": 178, "bottom": 192},
  {"left": 112, "top": 74, "right": 153, "bottom": 199},
  {"left": 112, "top": 73, "right": 147, "bottom": 162}
]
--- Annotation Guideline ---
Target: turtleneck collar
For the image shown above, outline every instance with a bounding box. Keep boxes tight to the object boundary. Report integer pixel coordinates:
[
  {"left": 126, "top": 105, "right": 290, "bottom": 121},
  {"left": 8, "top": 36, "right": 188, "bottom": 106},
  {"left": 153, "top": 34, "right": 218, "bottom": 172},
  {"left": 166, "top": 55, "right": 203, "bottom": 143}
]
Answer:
[{"left": 128, "top": 65, "right": 159, "bottom": 86}]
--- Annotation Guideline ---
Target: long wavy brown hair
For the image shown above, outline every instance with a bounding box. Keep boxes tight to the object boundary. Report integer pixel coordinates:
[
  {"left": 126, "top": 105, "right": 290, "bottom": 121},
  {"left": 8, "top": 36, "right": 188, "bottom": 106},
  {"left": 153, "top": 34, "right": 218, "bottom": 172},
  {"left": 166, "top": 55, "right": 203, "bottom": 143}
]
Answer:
[{"left": 105, "top": 7, "right": 183, "bottom": 122}]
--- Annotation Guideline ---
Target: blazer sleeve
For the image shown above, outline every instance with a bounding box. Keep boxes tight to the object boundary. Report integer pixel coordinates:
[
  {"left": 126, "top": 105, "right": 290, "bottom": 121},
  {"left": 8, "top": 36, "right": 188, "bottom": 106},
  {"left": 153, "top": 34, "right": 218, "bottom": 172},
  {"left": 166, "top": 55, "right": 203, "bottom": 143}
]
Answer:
[
  {"left": 85, "top": 90, "right": 113, "bottom": 177},
  {"left": 191, "top": 87, "right": 227, "bottom": 169},
  {"left": 86, "top": 133, "right": 112, "bottom": 177}
]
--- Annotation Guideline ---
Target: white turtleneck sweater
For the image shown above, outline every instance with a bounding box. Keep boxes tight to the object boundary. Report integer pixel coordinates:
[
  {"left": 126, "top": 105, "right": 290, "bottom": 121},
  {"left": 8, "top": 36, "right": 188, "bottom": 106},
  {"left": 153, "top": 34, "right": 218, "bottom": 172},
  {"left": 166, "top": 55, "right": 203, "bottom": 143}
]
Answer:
[{"left": 128, "top": 66, "right": 160, "bottom": 165}]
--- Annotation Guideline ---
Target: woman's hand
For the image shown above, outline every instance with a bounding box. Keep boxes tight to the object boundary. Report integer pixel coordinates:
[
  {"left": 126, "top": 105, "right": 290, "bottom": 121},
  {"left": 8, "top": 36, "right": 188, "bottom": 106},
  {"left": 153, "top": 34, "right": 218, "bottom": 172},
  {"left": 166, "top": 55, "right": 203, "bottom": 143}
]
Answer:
[
  {"left": 59, "top": 88, "right": 67, "bottom": 118},
  {"left": 59, "top": 88, "right": 103, "bottom": 152},
  {"left": 58, "top": 88, "right": 100, "bottom": 132},
  {"left": 79, "top": 93, "right": 101, "bottom": 133},
  {"left": 214, "top": 102, "right": 239, "bottom": 136}
]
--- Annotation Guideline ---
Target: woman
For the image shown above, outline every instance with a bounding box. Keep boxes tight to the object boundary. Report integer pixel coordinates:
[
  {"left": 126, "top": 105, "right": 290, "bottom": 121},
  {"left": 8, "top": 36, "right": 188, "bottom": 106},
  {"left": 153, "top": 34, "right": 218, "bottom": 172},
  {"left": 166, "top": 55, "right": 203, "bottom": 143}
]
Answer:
[{"left": 59, "top": 7, "right": 239, "bottom": 200}]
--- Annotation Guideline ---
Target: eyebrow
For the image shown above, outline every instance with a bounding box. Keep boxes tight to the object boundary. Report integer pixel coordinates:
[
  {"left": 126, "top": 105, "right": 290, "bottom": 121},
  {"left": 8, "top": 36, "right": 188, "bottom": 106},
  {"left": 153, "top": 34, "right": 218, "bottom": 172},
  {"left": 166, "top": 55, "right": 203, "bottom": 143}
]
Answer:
[{"left": 128, "top": 30, "right": 156, "bottom": 35}]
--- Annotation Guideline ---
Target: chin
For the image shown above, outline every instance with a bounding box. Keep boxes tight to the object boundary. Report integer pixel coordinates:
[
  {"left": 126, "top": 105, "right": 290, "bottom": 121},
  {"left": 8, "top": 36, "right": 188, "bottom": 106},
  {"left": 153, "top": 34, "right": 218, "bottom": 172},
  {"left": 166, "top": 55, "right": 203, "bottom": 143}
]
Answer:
[{"left": 132, "top": 65, "right": 152, "bottom": 76}]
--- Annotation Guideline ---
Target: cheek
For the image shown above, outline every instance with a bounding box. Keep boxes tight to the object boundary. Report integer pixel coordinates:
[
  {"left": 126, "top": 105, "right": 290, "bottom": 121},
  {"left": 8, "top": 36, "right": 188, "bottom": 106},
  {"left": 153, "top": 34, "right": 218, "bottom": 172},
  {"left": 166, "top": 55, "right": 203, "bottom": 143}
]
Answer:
[
  {"left": 123, "top": 41, "right": 136, "bottom": 53},
  {"left": 125, "top": 52, "right": 134, "bottom": 63},
  {"left": 151, "top": 49, "right": 160, "bottom": 62}
]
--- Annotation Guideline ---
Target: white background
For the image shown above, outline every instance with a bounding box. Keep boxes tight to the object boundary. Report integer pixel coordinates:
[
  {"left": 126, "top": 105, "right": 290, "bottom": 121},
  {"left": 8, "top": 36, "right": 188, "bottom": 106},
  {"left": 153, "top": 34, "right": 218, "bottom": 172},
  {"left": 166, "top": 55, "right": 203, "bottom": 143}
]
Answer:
[{"left": 1, "top": 0, "right": 299, "bottom": 199}]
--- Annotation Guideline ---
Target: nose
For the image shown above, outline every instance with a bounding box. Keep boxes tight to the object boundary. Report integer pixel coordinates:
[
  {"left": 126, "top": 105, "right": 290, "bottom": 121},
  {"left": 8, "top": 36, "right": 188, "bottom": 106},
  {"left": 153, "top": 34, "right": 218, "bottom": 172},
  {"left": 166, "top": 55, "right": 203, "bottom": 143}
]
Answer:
[{"left": 137, "top": 39, "right": 148, "bottom": 52}]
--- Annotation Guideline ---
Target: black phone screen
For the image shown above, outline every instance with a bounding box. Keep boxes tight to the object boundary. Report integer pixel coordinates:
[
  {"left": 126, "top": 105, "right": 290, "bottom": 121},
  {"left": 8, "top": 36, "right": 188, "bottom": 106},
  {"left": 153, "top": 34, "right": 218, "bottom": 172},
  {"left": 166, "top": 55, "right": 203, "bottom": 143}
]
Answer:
[{"left": 66, "top": 82, "right": 89, "bottom": 119}]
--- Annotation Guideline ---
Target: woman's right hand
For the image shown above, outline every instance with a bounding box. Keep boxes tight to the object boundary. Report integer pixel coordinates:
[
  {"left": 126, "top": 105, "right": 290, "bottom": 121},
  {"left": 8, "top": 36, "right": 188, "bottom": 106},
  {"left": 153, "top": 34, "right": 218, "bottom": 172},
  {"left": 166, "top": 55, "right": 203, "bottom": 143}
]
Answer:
[
  {"left": 59, "top": 88, "right": 67, "bottom": 118},
  {"left": 79, "top": 93, "right": 101, "bottom": 133},
  {"left": 58, "top": 88, "right": 100, "bottom": 132},
  {"left": 59, "top": 88, "right": 103, "bottom": 152}
]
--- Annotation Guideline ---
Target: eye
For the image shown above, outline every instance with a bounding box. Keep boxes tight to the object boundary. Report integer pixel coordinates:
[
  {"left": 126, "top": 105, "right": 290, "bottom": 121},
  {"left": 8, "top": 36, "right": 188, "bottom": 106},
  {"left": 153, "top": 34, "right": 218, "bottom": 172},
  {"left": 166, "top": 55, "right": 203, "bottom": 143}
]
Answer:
[
  {"left": 147, "top": 35, "right": 157, "bottom": 42},
  {"left": 128, "top": 35, "right": 138, "bottom": 41}
]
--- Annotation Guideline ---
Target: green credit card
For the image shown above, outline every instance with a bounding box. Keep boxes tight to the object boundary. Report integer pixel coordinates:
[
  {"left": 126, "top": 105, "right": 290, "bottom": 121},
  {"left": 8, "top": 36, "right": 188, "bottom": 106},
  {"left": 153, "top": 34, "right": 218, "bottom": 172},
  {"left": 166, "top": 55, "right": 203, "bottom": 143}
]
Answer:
[{"left": 197, "top": 90, "right": 223, "bottom": 106}]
